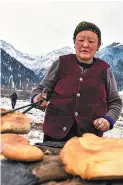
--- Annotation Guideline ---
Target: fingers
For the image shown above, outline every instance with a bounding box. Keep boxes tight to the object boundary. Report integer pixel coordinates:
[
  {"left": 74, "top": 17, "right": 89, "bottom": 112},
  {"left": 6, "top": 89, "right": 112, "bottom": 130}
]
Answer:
[
  {"left": 33, "top": 92, "right": 47, "bottom": 103},
  {"left": 42, "top": 92, "right": 47, "bottom": 99},
  {"left": 33, "top": 94, "right": 48, "bottom": 111},
  {"left": 93, "top": 118, "right": 104, "bottom": 130},
  {"left": 93, "top": 118, "right": 110, "bottom": 132},
  {"left": 39, "top": 100, "right": 48, "bottom": 109},
  {"left": 33, "top": 94, "right": 41, "bottom": 103}
]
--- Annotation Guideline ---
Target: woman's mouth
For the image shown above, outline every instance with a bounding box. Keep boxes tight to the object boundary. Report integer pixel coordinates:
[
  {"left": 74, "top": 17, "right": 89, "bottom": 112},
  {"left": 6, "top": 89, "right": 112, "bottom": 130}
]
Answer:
[{"left": 81, "top": 51, "right": 89, "bottom": 54}]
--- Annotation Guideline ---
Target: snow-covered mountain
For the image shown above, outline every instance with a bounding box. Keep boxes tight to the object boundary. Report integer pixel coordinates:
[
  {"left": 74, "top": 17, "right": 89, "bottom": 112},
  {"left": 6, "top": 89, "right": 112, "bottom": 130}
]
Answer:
[
  {"left": 0, "top": 40, "right": 40, "bottom": 70},
  {"left": 32, "top": 46, "right": 75, "bottom": 77},
  {"left": 1, "top": 49, "right": 40, "bottom": 90},
  {"left": 96, "top": 42, "right": 123, "bottom": 66},
  {"left": 0, "top": 40, "right": 74, "bottom": 78},
  {"left": 96, "top": 42, "right": 123, "bottom": 91},
  {"left": 1, "top": 40, "right": 123, "bottom": 91}
]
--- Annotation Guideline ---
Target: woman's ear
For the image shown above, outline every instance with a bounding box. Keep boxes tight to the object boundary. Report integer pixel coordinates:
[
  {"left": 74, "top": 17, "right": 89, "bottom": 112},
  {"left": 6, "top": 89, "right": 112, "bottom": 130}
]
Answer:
[
  {"left": 97, "top": 41, "right": 102, "bottom": 51},
  {"left": 97, "top": 44, "right": 101, "bottom": 51}
]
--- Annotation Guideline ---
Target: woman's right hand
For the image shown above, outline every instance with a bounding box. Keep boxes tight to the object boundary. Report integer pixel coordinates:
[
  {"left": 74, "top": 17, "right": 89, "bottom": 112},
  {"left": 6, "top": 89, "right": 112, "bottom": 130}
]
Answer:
[{"left": 33, "top": 93, "right": 48, "bottom": 111}]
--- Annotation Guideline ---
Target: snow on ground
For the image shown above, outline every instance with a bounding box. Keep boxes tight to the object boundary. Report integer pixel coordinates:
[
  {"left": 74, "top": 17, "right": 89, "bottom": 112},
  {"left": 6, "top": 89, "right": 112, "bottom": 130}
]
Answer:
[
  {"left": 0, "top": 97, "right": 123, "bottom": 144},
  {"left": 0, "top": 97, "right": 45, "bottom": 123},
  {"left": 0, "top": 97, "right": 45, "bottom": 144},
  {"left": 119, "top": 90, "right": 123, "bottom": 96}
]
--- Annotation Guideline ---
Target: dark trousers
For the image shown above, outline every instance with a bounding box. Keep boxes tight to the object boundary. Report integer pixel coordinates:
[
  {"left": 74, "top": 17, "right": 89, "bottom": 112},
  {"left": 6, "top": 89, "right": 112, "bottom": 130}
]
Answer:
[
  {"left": 11, "top": 100, "right": 16, "bottom": 109},
  {"left": 43, "top": 121, "right": 78, "bottom": 142}
]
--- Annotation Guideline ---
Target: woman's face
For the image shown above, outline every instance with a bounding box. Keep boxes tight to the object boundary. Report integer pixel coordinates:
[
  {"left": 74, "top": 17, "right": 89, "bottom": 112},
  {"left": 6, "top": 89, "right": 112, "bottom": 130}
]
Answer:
[{"left": 74, "top": 30, "right": 100, "bottom": 61}]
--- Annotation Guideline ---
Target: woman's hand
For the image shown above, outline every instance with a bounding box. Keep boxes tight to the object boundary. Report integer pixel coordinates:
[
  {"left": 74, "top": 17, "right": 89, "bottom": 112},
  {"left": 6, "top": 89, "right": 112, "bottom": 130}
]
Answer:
[
  {"left": 33, "top": 92, "right": 48, "bottom": 111},
  {"left": 93, "top": 118, "right": 110, "bottom": 132}
]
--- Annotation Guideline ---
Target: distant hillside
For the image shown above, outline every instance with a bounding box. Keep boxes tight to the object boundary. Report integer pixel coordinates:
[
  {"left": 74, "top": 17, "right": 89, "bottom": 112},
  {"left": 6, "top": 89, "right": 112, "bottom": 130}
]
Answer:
[
  {"left": 96, "top": 42, "right": 123, "bottom": 91},
  {"left": 0, "top": 40, "right": 123, "bottom": 91},
  {"left": 1, "top": 49, "right": 40, "bottom": 90}
]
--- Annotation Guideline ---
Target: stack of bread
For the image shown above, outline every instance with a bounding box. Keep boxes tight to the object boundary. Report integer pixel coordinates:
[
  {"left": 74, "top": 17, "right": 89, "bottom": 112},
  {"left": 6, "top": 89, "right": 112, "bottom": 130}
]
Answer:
[{"left": 1, "top": 108, "right": 44, "bottom": 161}]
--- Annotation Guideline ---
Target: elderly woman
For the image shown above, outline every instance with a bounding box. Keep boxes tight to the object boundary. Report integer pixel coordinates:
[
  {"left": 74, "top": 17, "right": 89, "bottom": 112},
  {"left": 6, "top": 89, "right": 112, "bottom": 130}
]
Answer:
[{"left": 31, "top": 21, "right": 122, "bottom": 142}]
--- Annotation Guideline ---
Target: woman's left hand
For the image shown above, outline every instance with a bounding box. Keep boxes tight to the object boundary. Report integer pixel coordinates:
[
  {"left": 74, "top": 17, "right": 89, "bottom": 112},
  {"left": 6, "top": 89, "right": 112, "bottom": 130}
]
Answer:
[{"left": 93, "top": 118, "right": 110, "bottom": 132}]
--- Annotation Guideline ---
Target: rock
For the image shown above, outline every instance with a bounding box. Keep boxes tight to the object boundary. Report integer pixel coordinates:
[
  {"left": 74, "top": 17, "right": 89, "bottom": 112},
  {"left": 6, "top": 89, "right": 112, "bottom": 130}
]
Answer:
[
  {"left": 41, "top": 178, "right": 123, "bottom": 185},
  {"left": 1, "top": 160, "right": 37, "bottom": 185},
  {"left": 1, "top": 155, "right": 123, "bottom": 185},
  {"left": 29, "top": 155, "right": 71, "bottom": 184}
]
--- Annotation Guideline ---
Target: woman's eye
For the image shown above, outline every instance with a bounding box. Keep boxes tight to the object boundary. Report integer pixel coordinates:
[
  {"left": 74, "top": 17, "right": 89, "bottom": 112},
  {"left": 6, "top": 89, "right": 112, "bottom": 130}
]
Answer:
[{"left": 89, "top": 41, "right": 95, "bottom": 43}]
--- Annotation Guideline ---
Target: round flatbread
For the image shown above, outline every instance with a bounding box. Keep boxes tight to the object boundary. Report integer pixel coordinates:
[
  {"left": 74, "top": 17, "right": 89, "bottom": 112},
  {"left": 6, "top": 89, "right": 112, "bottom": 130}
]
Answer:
[
  {"left": 1, "top": 133, "right": 30, "bottom": 155},
  {"left": 1, "top": 108, "right": 32, "bottom": 134},
  {"left": 1, "top": 133, "right": 30, "bottom": 148},
  {"left": 60, "top": 133, "right": 123, "bottom": 180},
  {"left": 2, "top": 143, "right": 44, "bottom": 161}
]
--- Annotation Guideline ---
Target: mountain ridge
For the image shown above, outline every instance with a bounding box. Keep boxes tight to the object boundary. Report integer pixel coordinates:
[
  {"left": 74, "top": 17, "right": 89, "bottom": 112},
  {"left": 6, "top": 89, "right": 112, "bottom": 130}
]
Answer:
[{"left": 1, "top": 40, "right": 123, "bottom": 91}]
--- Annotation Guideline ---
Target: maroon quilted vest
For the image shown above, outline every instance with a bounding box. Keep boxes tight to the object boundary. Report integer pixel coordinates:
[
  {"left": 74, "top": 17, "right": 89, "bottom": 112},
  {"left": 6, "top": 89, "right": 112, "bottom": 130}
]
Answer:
[{"left": 43, "top": 54, "right": 110, "bottom": 138}]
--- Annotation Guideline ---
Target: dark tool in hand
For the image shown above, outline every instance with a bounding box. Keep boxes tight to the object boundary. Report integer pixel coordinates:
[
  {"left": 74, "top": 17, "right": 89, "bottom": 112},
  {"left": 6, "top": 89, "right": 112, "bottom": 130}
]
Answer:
[
  {"left": 1, "top": 97, "right": 43, "bottom": 116},
  {"left": 1, "top": 88, "right": 48, "bottom": 116}
]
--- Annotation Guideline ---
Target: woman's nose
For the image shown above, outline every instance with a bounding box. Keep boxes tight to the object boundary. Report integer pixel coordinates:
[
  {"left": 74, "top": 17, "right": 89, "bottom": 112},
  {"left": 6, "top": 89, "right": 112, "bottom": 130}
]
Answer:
[{"left": 82, "top": 41, "right": 89, "bottom": 47}]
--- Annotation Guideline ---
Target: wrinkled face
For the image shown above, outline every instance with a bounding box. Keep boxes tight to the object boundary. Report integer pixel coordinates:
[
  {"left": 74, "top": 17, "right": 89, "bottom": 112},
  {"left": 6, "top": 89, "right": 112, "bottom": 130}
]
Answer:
[{"left": 74, "top": 30, "right": 100, "bottom": 61}]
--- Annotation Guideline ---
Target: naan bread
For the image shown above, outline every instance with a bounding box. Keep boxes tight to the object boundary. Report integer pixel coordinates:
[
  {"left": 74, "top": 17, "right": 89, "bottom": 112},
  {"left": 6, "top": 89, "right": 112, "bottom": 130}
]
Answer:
[
  {"left": 1, "top": 133, "right": 30, "bottom": 152},
  {"left": 60, "top": 133, "right": 123, "bottom": 180},
  {"left": 2, "top": 144, "right": 44, "bottom": 161},
  {"left": 1, "top": 133, "right": 30, "bottom": 158},
  {"left": 1, "top": 108, "right": 32, "bottom": 134}
]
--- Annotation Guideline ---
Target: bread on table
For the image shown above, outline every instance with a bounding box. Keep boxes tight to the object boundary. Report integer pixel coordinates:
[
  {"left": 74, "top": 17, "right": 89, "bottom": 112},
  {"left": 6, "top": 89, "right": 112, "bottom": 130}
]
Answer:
[
  {"left": 2, "top": 143, "right": 44, "bottom": 161},
  {"left": 60, "top": 133, "right": 123, "bottom": 180}
]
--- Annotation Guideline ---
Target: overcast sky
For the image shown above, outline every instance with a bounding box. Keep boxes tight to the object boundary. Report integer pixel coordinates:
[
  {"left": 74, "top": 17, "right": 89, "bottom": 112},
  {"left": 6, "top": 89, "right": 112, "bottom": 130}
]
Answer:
[{"left": 1, "top": 0, "right": 123, "bottom": 55}]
